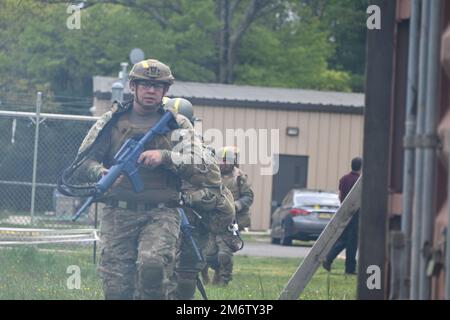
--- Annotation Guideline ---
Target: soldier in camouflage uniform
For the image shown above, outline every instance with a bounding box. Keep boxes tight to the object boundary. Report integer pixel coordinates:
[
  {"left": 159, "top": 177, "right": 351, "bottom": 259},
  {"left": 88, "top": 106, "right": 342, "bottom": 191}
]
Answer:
[
  {"left": 61, "top": 59, "right": 228, "bottom": 300},
  {"left": 218, "top": 147, "right": 254, "bottom": 231},
  {"left": 163, "top": 97, "right": 198, "bottom": 125},
  {"left": 204, "top": 146, "right": 254, "bottom": 286},
  {"left": 163, "top": 98, "right": 236, "bottom": 299}
]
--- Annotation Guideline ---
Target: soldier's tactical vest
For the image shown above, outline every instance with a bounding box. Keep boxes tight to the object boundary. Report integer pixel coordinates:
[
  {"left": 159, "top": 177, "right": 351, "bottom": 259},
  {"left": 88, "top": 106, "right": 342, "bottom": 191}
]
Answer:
[
  {"left": 105, "top": 111, "right": 180, "bottom": 203},
  {"left": 222, "top": 177, "right": 238, "bottom": 201},
  {"left": 221, "top": 168, "right": 242, "bottom": 203}
]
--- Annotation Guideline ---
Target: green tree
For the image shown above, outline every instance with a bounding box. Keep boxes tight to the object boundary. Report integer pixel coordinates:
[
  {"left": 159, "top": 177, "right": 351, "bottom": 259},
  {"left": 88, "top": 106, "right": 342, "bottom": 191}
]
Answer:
[
  {"left": 304, "top": 0, "right": 369, "bottom": 91},
  {"left": 234, "top": 2, "right": 352, "bottom": 91},
  {"left": 38, "top": 0, "right": 280, "bottom": 84},
  {"left": 0, "top": 0, "right": 367, "bottom": 112}
]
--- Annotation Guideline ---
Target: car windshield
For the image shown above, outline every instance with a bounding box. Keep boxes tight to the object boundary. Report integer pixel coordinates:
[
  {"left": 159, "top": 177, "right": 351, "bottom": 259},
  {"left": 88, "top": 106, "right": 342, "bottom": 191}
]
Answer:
[{"left": 294, "top": 195, "right": 340, "bottom": 207}]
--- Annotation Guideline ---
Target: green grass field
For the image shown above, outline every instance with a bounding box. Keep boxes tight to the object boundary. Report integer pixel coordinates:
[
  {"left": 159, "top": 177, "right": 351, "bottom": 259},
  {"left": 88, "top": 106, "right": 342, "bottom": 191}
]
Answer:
[{"left": 0, "top": 246, "right": 356, "bottom": 300}]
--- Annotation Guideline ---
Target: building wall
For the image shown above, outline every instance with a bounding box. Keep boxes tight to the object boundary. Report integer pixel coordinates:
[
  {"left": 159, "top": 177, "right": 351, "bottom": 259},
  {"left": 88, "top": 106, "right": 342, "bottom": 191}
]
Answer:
[
  {"left": 194, "top": 104, "right": 364, "bottom": 230},
  {"left": 93, "top": 98, "right": 112, "bottom": 117}
]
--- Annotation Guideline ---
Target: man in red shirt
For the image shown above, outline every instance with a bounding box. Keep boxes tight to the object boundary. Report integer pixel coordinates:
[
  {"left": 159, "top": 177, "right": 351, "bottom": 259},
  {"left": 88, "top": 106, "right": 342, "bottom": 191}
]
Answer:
[{"left": 322, "top": 157, "right": 362, "bottom": 275}]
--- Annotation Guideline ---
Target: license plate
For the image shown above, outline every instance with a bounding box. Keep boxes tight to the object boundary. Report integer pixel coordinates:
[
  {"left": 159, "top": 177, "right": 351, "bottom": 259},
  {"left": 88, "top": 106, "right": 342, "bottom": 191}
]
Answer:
[{"left": 318, "top": 213, "right": 332, "bottom": 219}]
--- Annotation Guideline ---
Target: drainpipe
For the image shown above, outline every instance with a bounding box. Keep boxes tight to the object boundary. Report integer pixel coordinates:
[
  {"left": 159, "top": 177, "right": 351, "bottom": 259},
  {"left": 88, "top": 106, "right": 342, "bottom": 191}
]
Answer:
[
  {"left": 419, "top": 0, "right": 442, "bottom": 300},
  {"left": 410, "top": 0, "right": 430, "bottom": 300},
  {"left": 399, "top": 0, "right": 421, "bottom": 300}
]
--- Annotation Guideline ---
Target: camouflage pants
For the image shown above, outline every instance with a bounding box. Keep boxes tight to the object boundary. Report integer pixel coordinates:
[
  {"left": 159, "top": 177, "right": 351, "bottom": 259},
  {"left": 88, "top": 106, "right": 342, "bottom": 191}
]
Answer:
[
  {"left": 98, "top": 205, "right": 181, "bottom": 300},
  {"left": 204, "top": 233, "right": 234, "bottom": 284},
  {"left": 174, "top": 207, "right": 210, "bottom": 300},
  {"left": 236, "top": 212, "right": 251, "bottom": 230}
]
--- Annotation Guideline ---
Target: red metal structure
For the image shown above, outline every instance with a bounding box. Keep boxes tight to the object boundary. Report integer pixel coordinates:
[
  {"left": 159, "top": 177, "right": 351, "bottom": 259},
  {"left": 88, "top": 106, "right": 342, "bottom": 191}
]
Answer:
[{"left": 360, "top": 0, "right": 450, "bottom": 299}]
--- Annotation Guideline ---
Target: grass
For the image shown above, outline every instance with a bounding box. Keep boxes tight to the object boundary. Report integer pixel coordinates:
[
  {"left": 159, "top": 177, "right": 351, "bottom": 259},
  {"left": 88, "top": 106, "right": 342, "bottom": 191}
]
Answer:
[
  {"left": 239, "top": 232, "right": 316, "bottom": 247},
  {"left": 0, "top": 246, "right": 102, "bottom": 300},
  {"left": 0, "top": 246, "right": 356, "bottom": 300},
  {"left": 201, "top": 255, "right": 356, "bottom": 300}
]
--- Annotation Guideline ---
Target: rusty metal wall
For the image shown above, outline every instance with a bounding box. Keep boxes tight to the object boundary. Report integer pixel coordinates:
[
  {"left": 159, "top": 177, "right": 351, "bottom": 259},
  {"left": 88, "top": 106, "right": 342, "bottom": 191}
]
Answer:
[
  {"left": 390, "top": 0, "right": 450, "bottom": 299},
  {"left": 432, "top": 0, "right": 450, "bottom": 300}
]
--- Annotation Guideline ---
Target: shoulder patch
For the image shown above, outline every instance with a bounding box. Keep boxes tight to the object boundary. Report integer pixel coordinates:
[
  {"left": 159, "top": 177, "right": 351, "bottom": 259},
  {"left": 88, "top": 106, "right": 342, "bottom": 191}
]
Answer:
[{"left": 78, "top": 111, "right": 113, "bottom": 155}]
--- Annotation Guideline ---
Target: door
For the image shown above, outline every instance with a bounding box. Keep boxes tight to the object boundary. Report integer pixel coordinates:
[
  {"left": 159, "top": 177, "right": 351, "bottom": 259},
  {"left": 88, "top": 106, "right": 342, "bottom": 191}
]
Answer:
[{"left": 271, "top": 155, "right": 308, "bottom": 215}]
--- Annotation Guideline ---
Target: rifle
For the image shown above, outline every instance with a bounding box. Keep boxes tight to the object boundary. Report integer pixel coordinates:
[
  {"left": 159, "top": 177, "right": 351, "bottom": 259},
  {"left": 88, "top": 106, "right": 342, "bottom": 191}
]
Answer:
[
  {"left": 177, "top": 207, "right": 209, "bottom": 300},
  {"left": 72, "top": 110, "right": 178, "bottom": 221}
]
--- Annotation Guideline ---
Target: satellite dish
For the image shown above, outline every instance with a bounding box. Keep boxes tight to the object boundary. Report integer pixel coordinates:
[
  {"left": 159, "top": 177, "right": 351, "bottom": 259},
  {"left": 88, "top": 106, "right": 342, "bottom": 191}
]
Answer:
[{"left": 129, "top": 48, "right": 145, "bottom": 64}]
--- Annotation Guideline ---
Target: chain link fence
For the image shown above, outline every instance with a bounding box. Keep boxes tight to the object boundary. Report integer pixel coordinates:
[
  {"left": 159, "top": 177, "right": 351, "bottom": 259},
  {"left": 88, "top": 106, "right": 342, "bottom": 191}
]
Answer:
[{"left": 0, "top": 93, "right": 100, "bottom": 246}]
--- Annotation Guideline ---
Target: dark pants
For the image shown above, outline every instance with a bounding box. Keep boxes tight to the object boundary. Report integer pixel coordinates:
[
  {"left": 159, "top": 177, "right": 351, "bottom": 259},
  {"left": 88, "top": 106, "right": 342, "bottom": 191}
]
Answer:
[{"left": 325, "top": 211, "right": 359, "bottom": 273}]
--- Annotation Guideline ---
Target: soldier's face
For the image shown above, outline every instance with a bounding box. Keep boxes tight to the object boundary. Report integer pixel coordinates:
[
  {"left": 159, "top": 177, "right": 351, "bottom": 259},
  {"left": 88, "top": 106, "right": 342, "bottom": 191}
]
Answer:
[{"left": 132, "top": 81, "right": 167, "bottom": 109}]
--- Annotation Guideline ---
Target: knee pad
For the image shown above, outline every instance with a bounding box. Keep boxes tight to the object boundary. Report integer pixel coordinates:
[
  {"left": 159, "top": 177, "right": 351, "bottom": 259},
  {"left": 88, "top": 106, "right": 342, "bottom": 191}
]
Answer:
[{"left": 138, "top": 259, "right": 165, "bottom": 288}]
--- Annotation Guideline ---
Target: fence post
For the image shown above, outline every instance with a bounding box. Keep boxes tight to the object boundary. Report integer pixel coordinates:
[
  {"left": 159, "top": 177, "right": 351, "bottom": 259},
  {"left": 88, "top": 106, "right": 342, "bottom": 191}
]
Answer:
[{"left": 30, "top": 92, "right": 42, "bottom": 226}]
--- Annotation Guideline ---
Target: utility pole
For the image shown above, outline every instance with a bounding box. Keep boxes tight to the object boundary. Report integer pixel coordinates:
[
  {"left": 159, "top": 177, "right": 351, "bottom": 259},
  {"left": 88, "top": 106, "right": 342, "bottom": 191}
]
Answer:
[{"left": 357, "top": 0, "right": 396, "bottom": 300}]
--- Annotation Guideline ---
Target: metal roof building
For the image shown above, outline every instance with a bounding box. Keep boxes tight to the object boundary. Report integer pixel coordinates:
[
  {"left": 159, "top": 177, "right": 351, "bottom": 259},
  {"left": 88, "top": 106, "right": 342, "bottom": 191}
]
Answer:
[{"left": 94, "top": 76, "right": 364, "bottom": 111}]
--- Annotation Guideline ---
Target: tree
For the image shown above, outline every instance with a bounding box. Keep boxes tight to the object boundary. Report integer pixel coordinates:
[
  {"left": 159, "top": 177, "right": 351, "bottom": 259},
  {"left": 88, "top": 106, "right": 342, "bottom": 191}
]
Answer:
[
  {"left": 304, "top": 0, "right": 368, "bottom": 91},
  {"left": 1, "top": 0, "right": 366, "bottom": 108},
  {"left": 216, "top": 0, "right": 281, "bottom": 83},
  {"left": 234, "top": 2, "right": 352, "bottom": 91},
  {"left": 37, "top": 0, "right": 283, "bottom": 83}
]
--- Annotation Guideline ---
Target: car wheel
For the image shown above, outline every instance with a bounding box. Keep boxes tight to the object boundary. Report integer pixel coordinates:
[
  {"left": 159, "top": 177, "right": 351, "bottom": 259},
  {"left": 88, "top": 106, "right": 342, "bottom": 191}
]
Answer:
[
  {"left": 280, "top": 224, "right": 292, "bottom": 246},
  {"left": 271, "top": 237, "right": 280, "bottom": 244}
]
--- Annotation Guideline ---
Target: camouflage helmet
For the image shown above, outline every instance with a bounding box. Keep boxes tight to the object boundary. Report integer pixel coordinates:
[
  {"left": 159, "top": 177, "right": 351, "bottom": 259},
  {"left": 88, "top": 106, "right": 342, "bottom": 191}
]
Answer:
[
  {"left": 129, "top": 59, "right": 175, "bottom": 85},
  {"left": 217, "top": 146, "right": 240, "bottom": 165},
  {"left": 164, "top": 97, "right": 196, "bottom": 123}
]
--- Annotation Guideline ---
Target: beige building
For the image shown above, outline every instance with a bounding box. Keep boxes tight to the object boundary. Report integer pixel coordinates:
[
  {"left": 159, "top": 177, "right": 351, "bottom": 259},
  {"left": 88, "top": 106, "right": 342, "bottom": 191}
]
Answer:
[{"left": 93, "top": 76, "right": 364, "bottom": 230}]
